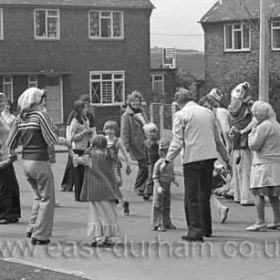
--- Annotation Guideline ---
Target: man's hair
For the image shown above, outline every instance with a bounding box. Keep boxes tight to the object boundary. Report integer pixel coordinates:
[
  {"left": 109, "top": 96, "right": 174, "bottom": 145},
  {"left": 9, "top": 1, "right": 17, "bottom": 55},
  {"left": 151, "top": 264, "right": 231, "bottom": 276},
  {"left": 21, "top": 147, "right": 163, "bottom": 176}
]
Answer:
[{"left": 174, "top": 88, "right": 194, "bottom": 105}]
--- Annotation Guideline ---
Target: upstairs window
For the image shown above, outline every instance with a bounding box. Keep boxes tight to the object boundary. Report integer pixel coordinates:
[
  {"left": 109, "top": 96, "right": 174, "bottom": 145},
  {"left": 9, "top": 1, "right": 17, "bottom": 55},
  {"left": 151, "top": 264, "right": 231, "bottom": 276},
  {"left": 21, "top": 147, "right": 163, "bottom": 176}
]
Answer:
[
  {"left": 90, "top": 71, "right": 125, "bottom": 104},
  {"left": 0, "top": 8, "right": 3, "bottom": 39},
  {"left": 272, "top": 21, "right": 280, "bottom": 50},
  {"left": 89, "top": 11, "right": 124, "bottom": 39},
  {"left": 2, "top": 76, "right": 13, "bottom": 102},
  {"left": 34, "top": 9, "right": 60, "bottom": 40},
  {"left": 28, "top": 75, "right": 38, "bottom": 88},
  {"left": 151, "top": 74, "right": 164, "bottom": 95},
  {"left": 224, "top": 23, "right": 250, "bottom": 51}
]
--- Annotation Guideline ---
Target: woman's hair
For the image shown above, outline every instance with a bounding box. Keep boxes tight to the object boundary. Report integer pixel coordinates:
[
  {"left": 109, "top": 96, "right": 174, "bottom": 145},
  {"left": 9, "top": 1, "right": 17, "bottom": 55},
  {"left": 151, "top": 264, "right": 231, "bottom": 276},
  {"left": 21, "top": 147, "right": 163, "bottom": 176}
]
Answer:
[
  {"left": 73, "top": 100, "right": 85, "bottom": 124},
  {"left": 91, "top": 134, "right": 108, "bottom": 150},
  {"left": 251, "top": 101, "right": 276, "bottom": 123},
  {"left": 103, "top": 120, "right": 119, "bottom": 134},
  {"left": 79, "top": 94, "right": 90, "bottom": 103},
  {"left": 126, "top": 90, "right": 143, "bottom": 105},
  {"left": 143, "top": 123, "right": 158, "bottom": 135},
  {"left": 5, "top": 99, "right": 13, "bottom": 113}
]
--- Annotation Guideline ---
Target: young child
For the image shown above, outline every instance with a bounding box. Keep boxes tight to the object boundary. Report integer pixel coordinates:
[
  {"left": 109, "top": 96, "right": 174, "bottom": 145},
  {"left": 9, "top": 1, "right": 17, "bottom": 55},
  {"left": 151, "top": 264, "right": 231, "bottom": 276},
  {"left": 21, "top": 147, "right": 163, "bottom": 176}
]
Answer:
[
  {"left": 143, "top": 123, "right": 160, "bottom": 201},
  {"left": 152, "top": 138, "right": 178, "bottom": 231},
  {"left": 103, "top": 120, "right": 132, "bottom": 216},
  {"left": 71, "top": 135, "right": 121, "bottom": 247}
]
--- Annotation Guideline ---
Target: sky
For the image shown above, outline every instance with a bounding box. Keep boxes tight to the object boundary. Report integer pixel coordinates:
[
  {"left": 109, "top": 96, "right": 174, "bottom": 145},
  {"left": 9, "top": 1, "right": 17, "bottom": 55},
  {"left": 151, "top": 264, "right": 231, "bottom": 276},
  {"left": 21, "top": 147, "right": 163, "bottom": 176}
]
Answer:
[{"left": 150, "top": 0, "right": 218, "bottom": 51}]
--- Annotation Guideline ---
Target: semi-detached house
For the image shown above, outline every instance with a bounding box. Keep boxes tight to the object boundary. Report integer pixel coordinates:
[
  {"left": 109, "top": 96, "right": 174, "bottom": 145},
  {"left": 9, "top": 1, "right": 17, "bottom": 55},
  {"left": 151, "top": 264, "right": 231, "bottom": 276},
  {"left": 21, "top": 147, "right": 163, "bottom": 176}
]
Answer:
[
  {"left": 200, "top": 0, "right": 280, "bottom": 107},
  {"left": 0, "top": 0, "right": 153, "bottom": 128}
]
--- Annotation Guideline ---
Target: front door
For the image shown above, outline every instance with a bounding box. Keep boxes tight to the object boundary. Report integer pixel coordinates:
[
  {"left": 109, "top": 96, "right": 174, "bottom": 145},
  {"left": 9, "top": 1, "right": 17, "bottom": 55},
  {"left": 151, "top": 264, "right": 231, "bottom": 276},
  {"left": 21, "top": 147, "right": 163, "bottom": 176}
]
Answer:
[{"left": 45, "top": 76, "right": 63, "bottom": 123}]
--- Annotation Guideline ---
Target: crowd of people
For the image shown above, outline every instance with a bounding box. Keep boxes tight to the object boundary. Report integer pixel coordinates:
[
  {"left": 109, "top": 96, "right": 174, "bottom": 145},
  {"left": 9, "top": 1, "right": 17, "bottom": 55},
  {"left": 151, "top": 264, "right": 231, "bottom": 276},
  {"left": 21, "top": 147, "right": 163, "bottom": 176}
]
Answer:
[{"left": 1, "top": 82, "right": 280, "bottom": 246}]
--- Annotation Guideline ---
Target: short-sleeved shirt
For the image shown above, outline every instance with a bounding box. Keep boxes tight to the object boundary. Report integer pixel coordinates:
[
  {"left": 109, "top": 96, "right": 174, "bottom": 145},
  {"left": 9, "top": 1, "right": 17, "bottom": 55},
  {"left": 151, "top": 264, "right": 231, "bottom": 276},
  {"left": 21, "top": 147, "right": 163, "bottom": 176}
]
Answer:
[{"left": 153, "top": 158, "right": 174, "bottom": 186}]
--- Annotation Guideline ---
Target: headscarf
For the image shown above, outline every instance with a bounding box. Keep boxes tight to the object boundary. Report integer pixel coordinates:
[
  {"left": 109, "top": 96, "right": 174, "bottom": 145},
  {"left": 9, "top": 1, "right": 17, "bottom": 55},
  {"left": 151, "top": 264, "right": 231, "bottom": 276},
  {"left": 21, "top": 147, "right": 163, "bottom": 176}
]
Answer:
[{"left": 18, "top": 87, "right": 44, "bottom": 113}]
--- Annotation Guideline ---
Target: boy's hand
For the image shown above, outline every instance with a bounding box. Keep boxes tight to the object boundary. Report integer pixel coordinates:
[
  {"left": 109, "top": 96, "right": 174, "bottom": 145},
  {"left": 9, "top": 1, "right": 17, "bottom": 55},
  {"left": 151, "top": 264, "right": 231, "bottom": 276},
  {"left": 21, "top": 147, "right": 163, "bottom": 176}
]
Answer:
[
  {"left": 157, "top": 186, "right": 164, "bottom": 194},
  {"left": 126, "top": 165, "right": 132, "bottom": 175}
]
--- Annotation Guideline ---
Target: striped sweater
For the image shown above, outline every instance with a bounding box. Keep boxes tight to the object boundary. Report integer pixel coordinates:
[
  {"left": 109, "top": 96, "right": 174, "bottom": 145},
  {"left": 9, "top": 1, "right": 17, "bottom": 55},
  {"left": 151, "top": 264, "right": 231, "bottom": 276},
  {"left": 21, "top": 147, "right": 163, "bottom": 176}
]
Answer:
[{"left": 6, "top": 109, "right": 59, "bottom": 161}]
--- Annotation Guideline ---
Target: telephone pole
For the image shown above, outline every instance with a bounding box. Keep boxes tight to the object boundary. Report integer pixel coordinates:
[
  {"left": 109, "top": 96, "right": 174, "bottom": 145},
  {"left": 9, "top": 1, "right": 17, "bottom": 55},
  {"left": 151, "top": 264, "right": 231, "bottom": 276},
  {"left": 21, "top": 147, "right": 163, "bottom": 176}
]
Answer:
[{"left": 259, "top": 0, "right": 269, "bottom": 102}]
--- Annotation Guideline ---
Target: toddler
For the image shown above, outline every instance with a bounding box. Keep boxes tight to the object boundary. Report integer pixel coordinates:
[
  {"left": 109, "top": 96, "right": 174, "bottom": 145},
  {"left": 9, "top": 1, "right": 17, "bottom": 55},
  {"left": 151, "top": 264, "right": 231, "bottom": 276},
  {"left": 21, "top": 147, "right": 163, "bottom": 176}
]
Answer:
[{"left": 152, "top": 138, "right": 178, "bottom": 231}]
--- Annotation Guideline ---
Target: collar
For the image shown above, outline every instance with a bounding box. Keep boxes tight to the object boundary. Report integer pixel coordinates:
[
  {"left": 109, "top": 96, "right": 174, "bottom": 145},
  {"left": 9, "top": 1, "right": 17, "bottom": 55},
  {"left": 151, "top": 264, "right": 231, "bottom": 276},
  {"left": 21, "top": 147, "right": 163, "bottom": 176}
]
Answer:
[
  {"left": 126, "top": 106, "right": 143, "bottom": 115},
  {"left": 182, "top": 101, "right": 198, "bottom": 110}
]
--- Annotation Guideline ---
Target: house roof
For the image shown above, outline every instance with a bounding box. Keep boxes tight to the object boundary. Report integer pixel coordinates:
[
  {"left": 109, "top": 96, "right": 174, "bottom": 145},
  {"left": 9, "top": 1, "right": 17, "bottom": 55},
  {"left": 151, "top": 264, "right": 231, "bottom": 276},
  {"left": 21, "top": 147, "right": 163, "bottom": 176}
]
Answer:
[
  {"left": 0, "top": 0, "right": 154, "bottom": 9},
  {"left": 200, "top": 0, "right": 280, "bottom": 23}
]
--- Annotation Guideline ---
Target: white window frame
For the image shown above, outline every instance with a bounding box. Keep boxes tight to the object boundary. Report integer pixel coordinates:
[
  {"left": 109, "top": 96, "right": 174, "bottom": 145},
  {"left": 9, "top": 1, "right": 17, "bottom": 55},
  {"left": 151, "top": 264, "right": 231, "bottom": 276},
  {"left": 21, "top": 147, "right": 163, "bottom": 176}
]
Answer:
[
  {"left": 151, "top": 74, "right": 165, "bottom": 95},
  {"left": 28, "top": 75, "right": 38, "bottom": 88},
  {"left": 2, "top": 76, "right": 13, "bottom": 102},
  {"left": 34, "top": 9, "right": 60, "bottom": 40},
  {"left": 271, "top": 21, "right": 280, "bottom": 51},
  {"left": 224, "top": 23, "right": 251, "bottom": 52},
  {"left": 89, "top": 71, "right": 125, "bottom": 105},
  {"left": 88, "top": 10, "right": 124, "bottom": 40},
  {"left": 0, "top": 9, "right": 3, "bottom": 40}
]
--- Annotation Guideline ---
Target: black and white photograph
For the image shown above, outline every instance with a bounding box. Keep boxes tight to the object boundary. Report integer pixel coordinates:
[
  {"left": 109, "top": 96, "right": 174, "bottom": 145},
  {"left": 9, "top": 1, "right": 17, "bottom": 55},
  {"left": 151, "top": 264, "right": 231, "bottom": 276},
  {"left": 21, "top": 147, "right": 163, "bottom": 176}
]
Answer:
[{"left": 0, "top": 0, "right": 280, "bottom": 279}]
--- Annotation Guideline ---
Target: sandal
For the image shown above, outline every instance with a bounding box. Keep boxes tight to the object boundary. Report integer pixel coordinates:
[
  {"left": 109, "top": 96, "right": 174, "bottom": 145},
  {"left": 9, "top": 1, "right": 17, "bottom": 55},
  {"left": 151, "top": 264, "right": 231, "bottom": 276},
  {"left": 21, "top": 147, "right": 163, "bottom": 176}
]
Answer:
[{"left": 246, "top": 223, "right": 267, "bottom": 232}]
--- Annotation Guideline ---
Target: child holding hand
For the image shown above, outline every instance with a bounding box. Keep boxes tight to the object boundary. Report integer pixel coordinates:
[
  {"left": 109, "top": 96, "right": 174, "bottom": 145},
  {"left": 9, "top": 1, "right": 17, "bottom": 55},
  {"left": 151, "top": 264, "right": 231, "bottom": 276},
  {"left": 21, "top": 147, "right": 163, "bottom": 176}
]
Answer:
[{"left": 152, "top": 138, "right": 178, "bottom": 231}]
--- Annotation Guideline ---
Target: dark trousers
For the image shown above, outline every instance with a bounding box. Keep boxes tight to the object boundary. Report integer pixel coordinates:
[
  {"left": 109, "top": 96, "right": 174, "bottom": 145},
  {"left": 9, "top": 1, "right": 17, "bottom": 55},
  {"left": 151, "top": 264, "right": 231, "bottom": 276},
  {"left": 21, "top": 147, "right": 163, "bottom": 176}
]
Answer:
[
  {"left": 73, "top": 150, "right": 85, "bottom": 201},
  {"left": 144, "top": 164, "right": 155, "bottom": 196},
  {"left": 61, "top": 154, "right": 74, "bottom": 191},
  {"left": 183, "top": 159, "right": 214, "bottom": 238},
  {"left": 134, "top": 159, "right": 148, "bottom": 193},
  {"left": 0, "top": 163, "right": 21, "bottom": 220}
]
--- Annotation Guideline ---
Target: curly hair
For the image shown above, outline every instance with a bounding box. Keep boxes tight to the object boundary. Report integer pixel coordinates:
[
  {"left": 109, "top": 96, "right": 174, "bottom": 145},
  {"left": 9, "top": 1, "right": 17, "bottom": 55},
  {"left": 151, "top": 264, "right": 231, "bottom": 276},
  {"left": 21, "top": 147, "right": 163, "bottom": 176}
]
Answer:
[
  {"left": 251, "top": 101, "right": 276, "bottom": 123},
  {"left": 73, "top": 100, "right": 85, "bottom": 124},
  {"left": 126, "top": 90, "right": 143, "bottom": 105}
]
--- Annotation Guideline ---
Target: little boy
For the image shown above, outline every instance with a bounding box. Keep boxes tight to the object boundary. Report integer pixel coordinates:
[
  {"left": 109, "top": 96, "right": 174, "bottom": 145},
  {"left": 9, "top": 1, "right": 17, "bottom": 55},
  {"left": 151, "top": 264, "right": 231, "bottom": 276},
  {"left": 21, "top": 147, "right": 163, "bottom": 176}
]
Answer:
[
  {"left": 151, "top": 138, "right": 178, "bottom": 231},
  {"left": 143, "top": 123, "right": 160, "bottom": 201}
]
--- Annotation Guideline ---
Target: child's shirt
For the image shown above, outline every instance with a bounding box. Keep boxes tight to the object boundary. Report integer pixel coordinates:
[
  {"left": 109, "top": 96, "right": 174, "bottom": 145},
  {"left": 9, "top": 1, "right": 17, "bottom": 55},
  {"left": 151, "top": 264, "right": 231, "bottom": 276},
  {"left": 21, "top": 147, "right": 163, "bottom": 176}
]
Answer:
[
  {"left": 106, "top": 136, "right": 131, "bottom": 166},
  {"left": 153, "top": 158, "right": 174, "bottom": 187},
  {"left": 144, "top": 139, "right": 160, "bottom": 166}
]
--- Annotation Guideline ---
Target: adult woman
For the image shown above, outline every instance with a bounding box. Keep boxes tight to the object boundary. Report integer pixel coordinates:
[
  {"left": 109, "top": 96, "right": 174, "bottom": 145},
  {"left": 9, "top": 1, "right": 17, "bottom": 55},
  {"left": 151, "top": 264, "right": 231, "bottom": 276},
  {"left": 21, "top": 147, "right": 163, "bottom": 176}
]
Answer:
[
  {"left": 121, "top": 90, "right": 148, "bottom": 196},
  {"left": 1, "top": 99, "right": 16, "bottom": 128},
  {"left": 69, "top": 100, "right": 93, "bottom": 201},
  {"left": 246, "top": 101, "right": 280, "bottom": 231},
  {"left": 6, "top": 87, "right": 71, "bottom": 245},
  {"left": 0, "top": 93, "right": 21, "bottom": 225}
]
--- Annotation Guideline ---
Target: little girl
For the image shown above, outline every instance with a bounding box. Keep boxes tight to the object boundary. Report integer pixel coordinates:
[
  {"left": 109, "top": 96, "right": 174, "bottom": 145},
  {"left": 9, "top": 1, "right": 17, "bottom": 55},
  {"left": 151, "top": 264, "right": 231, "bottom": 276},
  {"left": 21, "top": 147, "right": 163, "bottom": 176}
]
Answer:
[
  {"left": 71, "top": 135, "right": 121, "bottom": 247},
  {"left": 152, "top": 138, "right": 178, "bottom": 231},
  {"left": 103, "top": 120, "right": 132, "bottom": 216}
]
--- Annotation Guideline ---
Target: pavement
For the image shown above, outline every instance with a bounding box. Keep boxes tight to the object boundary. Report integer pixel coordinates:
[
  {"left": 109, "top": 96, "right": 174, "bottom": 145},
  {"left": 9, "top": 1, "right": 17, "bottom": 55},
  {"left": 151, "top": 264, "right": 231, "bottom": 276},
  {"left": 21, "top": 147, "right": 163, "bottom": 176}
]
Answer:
[{"left": 1, "top": 152, "right": 280, "bottom": 280}]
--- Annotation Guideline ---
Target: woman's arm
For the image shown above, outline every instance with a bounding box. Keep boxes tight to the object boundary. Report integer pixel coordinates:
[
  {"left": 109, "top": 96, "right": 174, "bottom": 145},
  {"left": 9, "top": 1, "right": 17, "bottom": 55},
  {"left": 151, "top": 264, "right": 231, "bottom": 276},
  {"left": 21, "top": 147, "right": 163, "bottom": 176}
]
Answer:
[
  {"left": 248, "top": 123, "right": 268, "bottom": 151},
  {"left": 117, "top": 138, "right": 132, "bottom": 165}
]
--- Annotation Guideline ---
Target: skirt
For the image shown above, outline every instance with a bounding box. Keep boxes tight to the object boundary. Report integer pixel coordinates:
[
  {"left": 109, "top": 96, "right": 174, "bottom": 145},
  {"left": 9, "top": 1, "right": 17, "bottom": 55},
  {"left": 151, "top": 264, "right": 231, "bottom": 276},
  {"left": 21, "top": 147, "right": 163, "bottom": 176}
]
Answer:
[
  {"left": 87, "top": 200, "right": 121, "bottom": 242},
  {"left": 251, "top": 162, "right": 280, "bottom": 197}
]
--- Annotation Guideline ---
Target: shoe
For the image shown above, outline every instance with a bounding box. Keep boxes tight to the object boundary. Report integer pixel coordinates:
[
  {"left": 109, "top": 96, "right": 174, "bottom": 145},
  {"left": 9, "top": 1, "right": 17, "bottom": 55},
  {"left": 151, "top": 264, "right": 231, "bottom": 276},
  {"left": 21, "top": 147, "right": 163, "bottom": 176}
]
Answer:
[
  {"left": 135, "top": 189, "right": 144, "bottom": 196},
  {"left": 165, "top": 223, "right": 176, "bottom": 229},
  {"left": 8, "top": 218, "right": 19, "bottom": 223},
  {"left": 0, "top": 219, "right": 10, "bottom": 225},
  {"left": 55, "top": 200, "right": 61, "bottom": 207},
  {"left": 31, "top": 238, "right": 50, "bottom": 245},
  {"left": 157, "top": 226, "right": 166, "bottom": 232},
  {"left": 153, "top": 226, "right": 159, "bottom": 231},
  {"left": 143, "top": 194, "right": 150, "bottom": 201},
  {"left": 91, "top": 241, "right": 114, "bottom": 248},
  {"left": 246, "top": 223, "right": 267, "bottom": 232},
  {"left": 26, "top": 232, "right": 32, "bottom": 238},
  {"left": 219, "top": 207, "right": 229, "bottom": 224},
  {"left": 267, "top": 222, "right": 280, "bottom": 230},
  {"left": 241, "top": 203, "right": 255, "bottom": 206},
  {"left": 204, "top": 233, "right": 212, "bottom": 237},
  {"left": 181, "top": 236, "right": 204, "bottom": 242},
  {"left": 123, "top": 201, "right": 130, "bottom": 216}
]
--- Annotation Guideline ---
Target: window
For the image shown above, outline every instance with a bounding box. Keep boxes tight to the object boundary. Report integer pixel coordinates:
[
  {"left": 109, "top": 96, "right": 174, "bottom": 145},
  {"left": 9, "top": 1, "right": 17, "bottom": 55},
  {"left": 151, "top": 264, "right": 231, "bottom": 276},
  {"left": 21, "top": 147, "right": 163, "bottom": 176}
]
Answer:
[
  {"left": 151, "top": 74, "right": 164, "bottom": 95},
  {"left": 272, "top": 21, "right": 280, "bottom": 50},
  {"left": 2, "top": 76, "right": 13, "bottom": 101},
  {"left": 0, "top": 9, "right": 3, "bottom": 40},
  {"left": 28, "top": 75, "right": 38, "bottom": 88},
  {"left": 89, "top": 11, "right": 124, "bottom": 39},
  {"left": 224, "top": 23, "right": 250, "bottom": 51},
  {"left": 34, "top": 9, "right": 60, "bottom": 39},
  {"left": 90, "top": 71, "right": 125, "bottom": 104}
]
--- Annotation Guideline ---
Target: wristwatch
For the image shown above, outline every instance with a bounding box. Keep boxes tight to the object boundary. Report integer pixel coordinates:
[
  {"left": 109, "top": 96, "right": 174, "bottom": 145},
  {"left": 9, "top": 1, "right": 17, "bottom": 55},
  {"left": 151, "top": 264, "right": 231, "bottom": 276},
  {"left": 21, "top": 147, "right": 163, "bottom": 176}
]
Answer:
[{"left": 164, "top": 159, "right": 170, "bottom": 165}]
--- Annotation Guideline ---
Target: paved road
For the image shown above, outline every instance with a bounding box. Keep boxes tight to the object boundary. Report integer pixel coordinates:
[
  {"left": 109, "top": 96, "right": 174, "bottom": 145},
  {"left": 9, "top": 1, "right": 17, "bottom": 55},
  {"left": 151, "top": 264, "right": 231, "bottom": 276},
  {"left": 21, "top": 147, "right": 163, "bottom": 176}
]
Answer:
[{"left": 1, "top": 153, "right": 280, "bottom": 280}]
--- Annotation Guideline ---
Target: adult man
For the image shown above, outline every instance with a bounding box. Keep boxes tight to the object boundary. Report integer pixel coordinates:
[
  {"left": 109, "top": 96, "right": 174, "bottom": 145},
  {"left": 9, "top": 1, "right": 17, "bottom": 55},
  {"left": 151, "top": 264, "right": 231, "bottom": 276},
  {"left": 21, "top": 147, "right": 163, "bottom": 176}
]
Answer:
[{"left": 161, "top": 88, "right": 230, "bottom": 242}]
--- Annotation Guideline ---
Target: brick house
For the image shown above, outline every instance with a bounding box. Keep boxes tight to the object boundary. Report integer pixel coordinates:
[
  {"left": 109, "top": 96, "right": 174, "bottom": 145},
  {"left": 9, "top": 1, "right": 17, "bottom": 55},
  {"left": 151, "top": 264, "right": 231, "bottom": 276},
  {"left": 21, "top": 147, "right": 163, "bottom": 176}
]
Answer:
[
  {"left": 0, "top": 0, "right": 153, "bottom": 130},
  {"left": 200, "top": 0, "right": 280, "bottom": 108}
]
